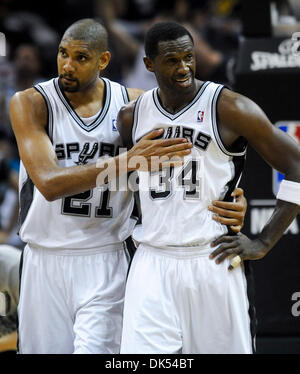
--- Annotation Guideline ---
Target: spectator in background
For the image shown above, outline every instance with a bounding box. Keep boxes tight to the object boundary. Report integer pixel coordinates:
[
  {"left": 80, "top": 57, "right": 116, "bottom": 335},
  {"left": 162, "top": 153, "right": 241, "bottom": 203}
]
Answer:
[
  {"left": 190, "top": 0, "right": 242, "bottom": 85},
  {"left": 96, "top": 0, "right": 232, "bottom": 89},
  {"left": 0, "top": 244, "right": 21, "bottom": 316},
  {"left": 0, "top": 148, "right": 19, "bottom": 247},
  {"left": 0, "top": 43, "right": 45, "bottom": 157},
  {"left": 0, "top": 242, "right": 21, "bottom": 352},
  {"left": 0, "top": 153, "right": 20, "bottom": 353},
  {"left": 0, "top": 0, "right": 59, "bottom": 76},
  {"left": 0, "top": 44, "right": 45, "bottom": 249},
  {"left": 13, "top": 44, "right": 44, "bottom": 92}
]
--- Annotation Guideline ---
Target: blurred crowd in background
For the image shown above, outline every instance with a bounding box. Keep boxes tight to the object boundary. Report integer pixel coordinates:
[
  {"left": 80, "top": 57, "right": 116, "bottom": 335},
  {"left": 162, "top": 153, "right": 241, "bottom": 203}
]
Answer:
[{"left": 0, "top": 0, "right": 243, "bottom": 249}]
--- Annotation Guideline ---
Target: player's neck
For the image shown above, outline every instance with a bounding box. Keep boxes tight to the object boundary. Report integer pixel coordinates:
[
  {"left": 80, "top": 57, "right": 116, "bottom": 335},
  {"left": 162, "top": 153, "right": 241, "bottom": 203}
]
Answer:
[
  {"left": 158, "top": 79, "right": 202, "bottom": 114},
  {"left": 64, "top": 78, "right": 105, "bottom": 117}
]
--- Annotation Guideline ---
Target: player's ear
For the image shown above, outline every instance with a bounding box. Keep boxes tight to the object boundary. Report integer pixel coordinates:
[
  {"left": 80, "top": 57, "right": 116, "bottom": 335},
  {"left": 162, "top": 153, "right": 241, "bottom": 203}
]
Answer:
[
  {"left": 98, "top": 51, "right": 111, "bottom": 71},
  {"left": 143, "top": 56, "right": 154, "bottom": 72}
]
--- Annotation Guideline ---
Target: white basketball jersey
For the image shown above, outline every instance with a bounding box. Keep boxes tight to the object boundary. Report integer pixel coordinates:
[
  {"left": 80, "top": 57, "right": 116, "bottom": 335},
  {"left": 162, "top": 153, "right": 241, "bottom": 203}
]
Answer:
[
  {"left": 19, "top": 77, "right": 136, "bottom": 249},
  {"left": 132, "top": 81, "right": 247, "bottom": 247}
]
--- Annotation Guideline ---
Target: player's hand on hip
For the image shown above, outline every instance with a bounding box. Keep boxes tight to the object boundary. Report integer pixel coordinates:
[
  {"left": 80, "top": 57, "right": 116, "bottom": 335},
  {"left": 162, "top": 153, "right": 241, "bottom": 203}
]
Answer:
[
  {"left": 209, "top": 232, "right": 268, "bottom": 270},
  {"left": 208, "top": 188, "right": 247, "bottom": 233},
  {"left": 127, "top": 129, "right": 193, "bottom": 172}
]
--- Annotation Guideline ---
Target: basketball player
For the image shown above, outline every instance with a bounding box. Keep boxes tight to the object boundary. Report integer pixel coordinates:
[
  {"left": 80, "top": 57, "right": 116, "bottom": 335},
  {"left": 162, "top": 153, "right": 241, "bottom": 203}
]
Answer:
[
  {"left": 9, "top": 19, "right": 247, "bottom": 354},
  {"left": 118, "top": 22, "right": 300, "bottom": 354}
]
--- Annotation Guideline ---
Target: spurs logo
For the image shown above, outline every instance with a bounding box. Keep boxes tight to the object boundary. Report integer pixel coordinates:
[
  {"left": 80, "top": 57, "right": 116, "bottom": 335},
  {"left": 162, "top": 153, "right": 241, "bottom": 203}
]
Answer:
[
  {"left": 55, "top": 142, "right": 116, "bottom": 161},
  {"left": 75, "top": 142, "right": 99, "bottom": 165}
]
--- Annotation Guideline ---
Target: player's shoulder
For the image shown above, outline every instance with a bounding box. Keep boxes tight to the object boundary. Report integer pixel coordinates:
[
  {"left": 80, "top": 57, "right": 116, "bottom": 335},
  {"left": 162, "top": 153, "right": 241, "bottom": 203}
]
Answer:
[
  {"left": 106, "top": 78, "right": 144, "bottom": 101},
  {"left": 9, "top": 87, "right": 47, "bottom": 126},
  {"left": 117, "top": 99, "right": 137, "bottom": 124},
  {"left": 10, "top": 87, "right": 45, "bottom": 110},
  {"left": 218, "top": 87, "right": 258, "bottom": 117},
  {"left": 126, "top": 87, "right": 144, "bottom": 102},
  {"left": 116, "top": 97, "right": 141, "bottom": 146}
]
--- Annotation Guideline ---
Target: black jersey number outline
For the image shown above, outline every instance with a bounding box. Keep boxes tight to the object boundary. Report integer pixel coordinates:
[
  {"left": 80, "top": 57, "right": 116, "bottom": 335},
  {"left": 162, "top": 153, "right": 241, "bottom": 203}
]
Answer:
[
  {"left": 62, "top": 186, "right": 112, "bottom": 218},
  {"left": 180, "top": 159, "right": 201, "bottom": 200},
  {"left": 150, "top": 159, "right": 201, "bottom": 200},
  {"left": 150, "top": 167, "right": 174, "bottom": 200}
]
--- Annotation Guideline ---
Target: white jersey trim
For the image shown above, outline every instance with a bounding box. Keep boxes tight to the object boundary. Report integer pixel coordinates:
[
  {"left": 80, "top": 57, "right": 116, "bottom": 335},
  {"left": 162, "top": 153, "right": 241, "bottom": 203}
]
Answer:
[
  {"left": 152, "top": 81, "right": 210, "bottom": 121},
  {"left": 34, "top": 85, "right": 54, "bottom": 141},
  {"left": 132, "top": 94, "right": 144, "bottom": 145},
  {"left": 132, "top": 81, "right": 211, "bottom": 145},
  {"left": 120, "top": 85, "right": 130, "bottom": 104},
  {"left": 52, "top": 77, "right": 112, "bottom": 132},
  {"left": 211, "top": 85, "right": 247, "bottom": 157}
]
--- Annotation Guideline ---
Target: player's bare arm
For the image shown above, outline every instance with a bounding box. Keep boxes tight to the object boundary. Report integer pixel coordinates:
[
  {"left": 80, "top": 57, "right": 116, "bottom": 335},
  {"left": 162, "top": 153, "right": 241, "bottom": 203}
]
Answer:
[
  {"left": 116, "top": 99, "right": 136, "bottom": 147},
  {"left": 210, "top": 89, "right": 300, "bottom": 267},
  {"left": 10, "top": 89, "right": 192, "bottom": 201}
]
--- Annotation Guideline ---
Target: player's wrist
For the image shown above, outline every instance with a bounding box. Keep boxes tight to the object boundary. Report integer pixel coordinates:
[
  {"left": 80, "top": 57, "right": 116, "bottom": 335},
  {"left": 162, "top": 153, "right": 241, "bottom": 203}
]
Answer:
[
  {"left": 254, "top": 236, "right": 272, "bottom": 255},
  {"left": 116, "top": 151, "right": 135, "bottom": 174},
  {"left": 277, "top": 179, "right": 300, "bottom": 206},
  {"left": 125, "top": 148, "right": 143, "bottom": 173}
]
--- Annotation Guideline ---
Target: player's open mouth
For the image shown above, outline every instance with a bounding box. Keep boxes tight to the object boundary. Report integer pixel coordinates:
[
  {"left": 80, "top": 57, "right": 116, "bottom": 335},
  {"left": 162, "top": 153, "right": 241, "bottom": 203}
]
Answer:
[{"left": 174, "top": 76, "right": 192, "bottom": 87}]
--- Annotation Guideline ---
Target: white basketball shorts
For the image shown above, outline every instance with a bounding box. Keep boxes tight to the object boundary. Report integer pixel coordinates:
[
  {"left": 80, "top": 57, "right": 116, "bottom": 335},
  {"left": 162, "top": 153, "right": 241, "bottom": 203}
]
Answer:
[
  {"left": 120, "top": 243, "right": 254, "bottom": 354},
  {"left": 18, "top": 243, "right": 129, "bottom": 354}
]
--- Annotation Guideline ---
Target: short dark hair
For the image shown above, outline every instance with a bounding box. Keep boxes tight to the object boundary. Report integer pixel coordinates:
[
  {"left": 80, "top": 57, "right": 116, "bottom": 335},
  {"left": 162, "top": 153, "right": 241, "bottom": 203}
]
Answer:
[
  {"left": 144, "top": 22, "right": 194, "bottom": 60},
  {"left": 62, "top": 18, "right": 108, "bottom": 53}
]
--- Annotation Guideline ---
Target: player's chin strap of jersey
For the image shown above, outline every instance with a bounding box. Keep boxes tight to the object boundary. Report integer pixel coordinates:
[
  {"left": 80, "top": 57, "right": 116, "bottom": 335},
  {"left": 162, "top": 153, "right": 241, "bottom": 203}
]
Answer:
[{"left": 277, "top": 179, "right": 300, "bottom": 206}]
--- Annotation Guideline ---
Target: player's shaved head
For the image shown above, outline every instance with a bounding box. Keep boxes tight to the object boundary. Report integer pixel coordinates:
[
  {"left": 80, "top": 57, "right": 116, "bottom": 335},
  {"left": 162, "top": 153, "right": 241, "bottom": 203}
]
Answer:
[{"left": 62, "top": 18, "right": 108, "bottom": 53}]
